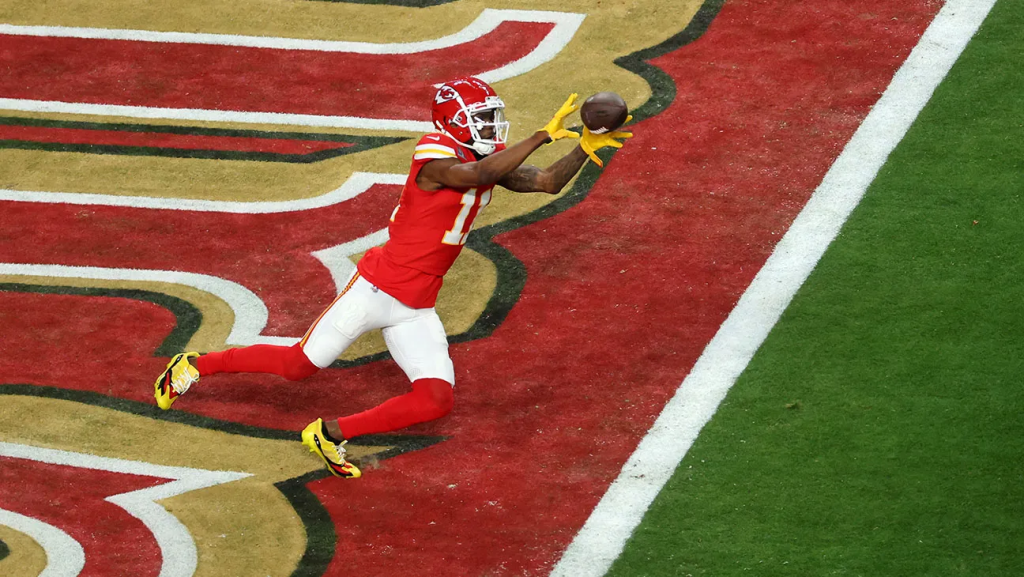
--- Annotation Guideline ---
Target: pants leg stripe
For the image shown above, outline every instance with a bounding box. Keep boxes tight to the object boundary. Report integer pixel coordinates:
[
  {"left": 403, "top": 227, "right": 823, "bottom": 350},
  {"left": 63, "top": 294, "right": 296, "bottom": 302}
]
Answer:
[{"left": 299, "top": 272, "right": 361, "bottom": 348}]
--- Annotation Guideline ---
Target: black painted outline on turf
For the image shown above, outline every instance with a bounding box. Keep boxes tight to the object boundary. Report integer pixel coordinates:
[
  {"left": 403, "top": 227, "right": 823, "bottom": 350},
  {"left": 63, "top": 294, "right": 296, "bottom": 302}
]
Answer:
[
  {"left": 0, "top": 384, "right": 444, "bottom": 450},
  {"left": 0, "top": 538, "right": 8, "bottom": 562},
  {"left": 0, "top": 116, "right": 407, "bottom": 163},
  {"left": 0, "top": 384, "right": 444, "bottom": 577},
  {"left": 276, "top": 470, "right": 336, "bottom": 577}
]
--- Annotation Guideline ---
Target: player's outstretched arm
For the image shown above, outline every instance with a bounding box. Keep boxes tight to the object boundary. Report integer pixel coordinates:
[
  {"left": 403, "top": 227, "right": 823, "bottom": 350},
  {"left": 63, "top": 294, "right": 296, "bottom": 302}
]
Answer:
[
  {"left": 417, "top": 94, "right": 582, "bottom": 191},
  {"left": 498, "top": 113, "right": 634, "bottom": 194},
  {"left": 418, "top": 131, "right": 552, "bottom": 191},
  {"left": 497, "top": 146, "right": 589, "bottom": 194}
]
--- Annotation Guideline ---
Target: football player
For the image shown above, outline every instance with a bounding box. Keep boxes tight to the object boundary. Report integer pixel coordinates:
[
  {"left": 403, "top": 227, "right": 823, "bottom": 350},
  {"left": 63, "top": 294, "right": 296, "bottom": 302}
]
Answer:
[{"left": 154, "top": 77, "right": 633, "bottom": 478}]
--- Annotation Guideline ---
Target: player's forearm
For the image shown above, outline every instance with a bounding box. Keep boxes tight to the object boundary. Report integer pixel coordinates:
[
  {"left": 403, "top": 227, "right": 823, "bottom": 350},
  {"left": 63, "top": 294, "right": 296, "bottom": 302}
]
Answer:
[
  {"left": 474, "top": 131, "right": 550, "bottom": 184},
  {"left": 539, "top": 146, "right": 589, "bottom": 193},
  {"left": 498, "top": 146, "right": 588, "bottom": 194}
]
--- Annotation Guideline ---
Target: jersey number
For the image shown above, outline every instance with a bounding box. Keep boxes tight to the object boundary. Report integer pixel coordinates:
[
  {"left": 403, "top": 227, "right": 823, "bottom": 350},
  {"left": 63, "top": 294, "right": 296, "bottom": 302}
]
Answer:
[{"left": 442, "top": 188, "right": 491, "bottom": 245}]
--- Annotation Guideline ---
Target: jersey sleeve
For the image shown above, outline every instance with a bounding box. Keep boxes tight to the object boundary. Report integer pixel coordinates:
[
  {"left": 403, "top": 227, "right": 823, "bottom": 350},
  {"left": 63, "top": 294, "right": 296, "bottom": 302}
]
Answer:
[{"left": 413, "top": 134, "right": 459, "bottom": 162}]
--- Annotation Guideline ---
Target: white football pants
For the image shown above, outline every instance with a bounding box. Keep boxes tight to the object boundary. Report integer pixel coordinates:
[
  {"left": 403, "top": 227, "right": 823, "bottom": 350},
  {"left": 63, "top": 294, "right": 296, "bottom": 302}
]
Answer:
[{"left": 300, "top": 271, "right": 455, "bottom": 385}]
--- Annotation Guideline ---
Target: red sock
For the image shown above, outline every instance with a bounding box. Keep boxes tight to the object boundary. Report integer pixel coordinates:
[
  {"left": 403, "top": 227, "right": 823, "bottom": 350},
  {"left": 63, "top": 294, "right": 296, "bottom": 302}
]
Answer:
[
  {"left": 195, "top": 343, "right": 319, "bottom": 381},
  {"left": 336, "top": 378, "right": 454, "bottom": 439}
]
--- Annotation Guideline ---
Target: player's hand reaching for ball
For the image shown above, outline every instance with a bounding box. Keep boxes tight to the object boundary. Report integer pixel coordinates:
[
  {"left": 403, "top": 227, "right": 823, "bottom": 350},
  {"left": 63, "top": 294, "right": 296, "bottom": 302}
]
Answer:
[
  {"left": 580, "top": 115, "right": 633, "bottom": 167},
  {"left": 540, "top": 94, "right": 582, "bottom": 142}
]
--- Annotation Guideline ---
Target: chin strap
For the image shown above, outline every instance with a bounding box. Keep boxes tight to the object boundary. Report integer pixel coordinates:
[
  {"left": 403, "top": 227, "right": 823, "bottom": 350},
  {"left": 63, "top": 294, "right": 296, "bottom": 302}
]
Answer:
[
  {"left": 472, "top": 141, "right": 496, "bottom": 156},
  {"left": 440, "top": 129, "right": 497, "bottom": 156}
]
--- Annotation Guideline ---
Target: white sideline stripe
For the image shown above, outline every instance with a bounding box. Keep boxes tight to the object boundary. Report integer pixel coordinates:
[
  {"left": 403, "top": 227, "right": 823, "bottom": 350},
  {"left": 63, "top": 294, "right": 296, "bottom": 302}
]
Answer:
[
  {"left": 0, "top": 171, "right": 405, "bottom": 213},
  {"left": 0, "top": 442, "right": 250, "bottom": 577},
  {"left": 0, "top": 509, "right": 85, "bottom": 577},
  {"left": 549, "top": 0, "right": 997, "bottom": 575},
  {"left": 0, "top": 10, "right": 584, "bottom": 131}
]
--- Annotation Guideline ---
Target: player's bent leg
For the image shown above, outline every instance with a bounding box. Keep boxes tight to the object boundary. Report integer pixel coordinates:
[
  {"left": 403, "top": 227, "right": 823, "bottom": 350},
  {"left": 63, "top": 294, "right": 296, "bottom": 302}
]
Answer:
[
  {"left": 195, "top": 343, "right": 319, "bottom": 381},
  {"left": 335, "top": 378, "right": 454, "bottom": 439},
  {"left": 416, "top": 377, "right": 455, "bottom": 415},
  {"left": 156, "top": 345, "right": 318, "bottom": 408},
  {"left": 381, "top": 308, "right": 456, "bottom": 385},
  {"left": 331, "top": 306, "right": 456, "bottom": 437},
  {"left": 280, "top": 344, "right": 320, "bottom": 380},
  {"left": 299, "top": 273, "right": 390, "bottom": 368}
]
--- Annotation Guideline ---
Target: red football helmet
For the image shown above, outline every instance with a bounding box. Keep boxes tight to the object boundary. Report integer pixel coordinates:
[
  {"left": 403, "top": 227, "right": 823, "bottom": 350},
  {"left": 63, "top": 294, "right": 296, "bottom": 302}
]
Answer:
[{"left": 431, "top": 77, "right": 509, "bottom": 156}]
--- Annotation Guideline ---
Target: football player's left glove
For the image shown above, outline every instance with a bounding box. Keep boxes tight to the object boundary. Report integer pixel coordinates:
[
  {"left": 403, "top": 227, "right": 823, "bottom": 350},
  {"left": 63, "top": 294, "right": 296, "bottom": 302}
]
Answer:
[
  {"left": 540, "top": 93, "right": 581, "bottom": 142},
  {"left": 580, "top": 115, "right": 633, "bottom": 167}
]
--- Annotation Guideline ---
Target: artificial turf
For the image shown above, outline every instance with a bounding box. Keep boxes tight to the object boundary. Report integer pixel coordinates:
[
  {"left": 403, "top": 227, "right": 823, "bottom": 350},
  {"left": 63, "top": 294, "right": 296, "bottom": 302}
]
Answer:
[{"left": 609, "top": 1, "right": 1024, "bottom": 575}]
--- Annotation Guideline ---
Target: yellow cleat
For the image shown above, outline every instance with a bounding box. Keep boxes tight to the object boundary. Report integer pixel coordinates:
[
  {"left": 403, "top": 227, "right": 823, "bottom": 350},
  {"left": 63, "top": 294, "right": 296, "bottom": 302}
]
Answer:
[
  {"left": 301, "top": 418, "right": 361, "bottom": 479},
  {"left": 154, "top": 352, "right": 200, "bottom": 410}
]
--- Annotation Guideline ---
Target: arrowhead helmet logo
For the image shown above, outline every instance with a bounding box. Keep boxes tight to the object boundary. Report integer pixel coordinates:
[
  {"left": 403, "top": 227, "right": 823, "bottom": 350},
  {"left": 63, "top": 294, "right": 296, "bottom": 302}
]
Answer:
[{"left": 434, "top": 85, "right": 459, "bottom": 105}]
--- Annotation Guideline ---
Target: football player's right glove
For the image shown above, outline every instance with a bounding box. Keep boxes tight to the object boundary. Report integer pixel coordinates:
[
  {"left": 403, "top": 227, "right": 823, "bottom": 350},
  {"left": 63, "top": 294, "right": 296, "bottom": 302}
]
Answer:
[
  {"left": 580, "top": 116, "right": 633, "bottom": 167},
  {"left": 540, "top": 93, "right": 581, "bottom": 142}
]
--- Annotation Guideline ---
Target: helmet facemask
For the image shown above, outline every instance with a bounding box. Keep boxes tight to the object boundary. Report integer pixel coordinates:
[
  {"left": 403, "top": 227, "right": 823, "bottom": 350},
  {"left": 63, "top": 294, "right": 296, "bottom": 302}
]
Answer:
[{"left": 447, "top": 95, "right": 509, "bottom": 156}]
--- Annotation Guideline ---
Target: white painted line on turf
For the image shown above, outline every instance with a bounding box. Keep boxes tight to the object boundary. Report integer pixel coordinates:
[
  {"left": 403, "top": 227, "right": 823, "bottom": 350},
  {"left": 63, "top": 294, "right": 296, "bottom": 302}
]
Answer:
[
  {"left": 0, "top": 172, "right": 405, "bottom": 213},
  {"left": 467, "top": 11, "right": 586, "bottom": 88},
  {"left": 0, "top": 99, "right": 437, "bottom": 133},
  {"left": 0, "top": 442, "right": 250, "bottom": 577},
  {"left": 0, "top": 509, "right": 85, "bottom": 577},
  {"left": 0, "top": 10, "right": 582, "bottom": 55},
  {"left": 0, "top": 262, "right": 284, "bottom": 346},
  {"left": 0, "top": 10, "right": 584, "bottom": 131},
  {"left": 0, "top": 172, "right": 399, "bottom": 346},
  {"left": 0, "top": 227, "right": 391, "bottom": 345},
  {"left": 550, "top": 0, "right": 998, "bottom": 575},
  {"left": 312, "top": 228, "right": 390, "bottom": 294}
]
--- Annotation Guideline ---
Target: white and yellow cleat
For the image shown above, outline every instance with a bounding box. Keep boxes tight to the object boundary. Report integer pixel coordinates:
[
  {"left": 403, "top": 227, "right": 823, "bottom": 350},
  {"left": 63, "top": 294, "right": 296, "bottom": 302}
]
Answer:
[
  {"left": 301, "top": 418, "right": 361, "bottom": 479},
  {"left": 154, "top": 352, "right": 200, "bottom": 410}
]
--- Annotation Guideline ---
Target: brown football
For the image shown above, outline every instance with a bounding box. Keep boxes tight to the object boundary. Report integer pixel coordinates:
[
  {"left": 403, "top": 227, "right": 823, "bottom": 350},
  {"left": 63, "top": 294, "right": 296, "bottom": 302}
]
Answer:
[{"left": 580, "top": 92, "right": 629, "bottom": 133}]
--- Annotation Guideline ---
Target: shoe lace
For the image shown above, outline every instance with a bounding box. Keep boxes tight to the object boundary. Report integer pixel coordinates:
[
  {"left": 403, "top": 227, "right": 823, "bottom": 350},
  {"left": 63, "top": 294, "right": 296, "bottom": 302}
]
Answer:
[
  {"left": 170, "top": 368, "right": 198, "bottom": 395},
  {"left": 323, "top": 438, "right": 349, "bottom": 463}
]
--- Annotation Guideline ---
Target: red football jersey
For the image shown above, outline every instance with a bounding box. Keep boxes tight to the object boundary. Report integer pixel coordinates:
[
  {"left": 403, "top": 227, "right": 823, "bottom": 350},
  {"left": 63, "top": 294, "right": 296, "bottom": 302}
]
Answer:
[{"left": 358, "top": 132, "right": 503, "bottom": 309}]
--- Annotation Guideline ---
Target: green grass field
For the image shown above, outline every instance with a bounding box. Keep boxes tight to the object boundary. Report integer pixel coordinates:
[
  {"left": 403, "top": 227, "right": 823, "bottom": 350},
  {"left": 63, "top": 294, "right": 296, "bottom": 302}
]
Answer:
[{"left": 609, "top": 1, "right": 1024, "bottom": 575}]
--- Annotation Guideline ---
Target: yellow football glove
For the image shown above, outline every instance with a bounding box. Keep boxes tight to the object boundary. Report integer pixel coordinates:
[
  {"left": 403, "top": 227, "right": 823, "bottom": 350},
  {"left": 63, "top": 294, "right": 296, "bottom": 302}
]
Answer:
[
  {"left": 580, "top": 115, "right": 633, "bottom": 167},
  {"left": 540, "top": 93, "right": 581, "bottom": 142}
]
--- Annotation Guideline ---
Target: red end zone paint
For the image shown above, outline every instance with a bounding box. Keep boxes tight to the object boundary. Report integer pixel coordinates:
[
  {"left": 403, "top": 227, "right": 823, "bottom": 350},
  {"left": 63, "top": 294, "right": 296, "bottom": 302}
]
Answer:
[
  {"left": 0, "top": 0, "right": 944, "bottom": 575},
  {"left": 0, "top": 22, "right": 551, "bottom": 120},
  {"left": 0, "top": 292, "right": 177, "bottom": 393}
]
